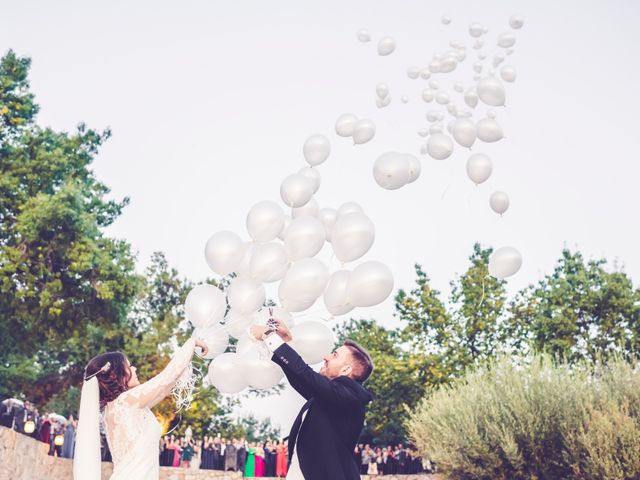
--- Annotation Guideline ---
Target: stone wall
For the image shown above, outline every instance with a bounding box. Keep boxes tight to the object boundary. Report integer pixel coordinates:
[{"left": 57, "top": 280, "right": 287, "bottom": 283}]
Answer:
[{"left": 0, "top": 426, "right": 438, "bottom": 480}]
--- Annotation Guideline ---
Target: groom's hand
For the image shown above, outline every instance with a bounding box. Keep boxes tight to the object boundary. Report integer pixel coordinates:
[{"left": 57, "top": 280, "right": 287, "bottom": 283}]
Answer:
[{"left": 274, "top": 318, "right": 293, "bottom": 342}]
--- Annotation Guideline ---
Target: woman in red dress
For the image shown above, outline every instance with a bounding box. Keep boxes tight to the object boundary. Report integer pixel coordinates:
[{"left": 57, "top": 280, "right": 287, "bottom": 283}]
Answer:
[{"left": 275, "top": 439, "right": 288, "bottom": 477}]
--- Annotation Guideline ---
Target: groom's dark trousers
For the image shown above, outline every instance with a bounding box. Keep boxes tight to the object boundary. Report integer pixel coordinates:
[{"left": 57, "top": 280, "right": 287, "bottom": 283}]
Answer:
[{"left": 271, "top": 343, "right": 373, "bottom": 480}]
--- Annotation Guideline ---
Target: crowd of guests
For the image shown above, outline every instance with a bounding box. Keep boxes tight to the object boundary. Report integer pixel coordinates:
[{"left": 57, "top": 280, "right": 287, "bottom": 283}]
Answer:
[
  {"left": 354, "top": 444, "right": 434, "bottom": 476},
  {"left": 0, "top": 398, "right": 77, "bottom": 458},
  {"left": 159, "top": 433, "right": 289, "bottom": 477}
]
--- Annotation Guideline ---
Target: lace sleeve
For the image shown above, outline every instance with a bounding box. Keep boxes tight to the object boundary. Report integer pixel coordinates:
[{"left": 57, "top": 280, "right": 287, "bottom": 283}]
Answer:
[{"left": 123, "top": 338, "right": 196, "bottom": 409}]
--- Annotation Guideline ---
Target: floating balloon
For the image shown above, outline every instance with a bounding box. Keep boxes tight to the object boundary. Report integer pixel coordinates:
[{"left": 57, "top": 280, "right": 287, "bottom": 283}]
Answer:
[
  {"left": 469, "top": 23, "right": 484, "bottom": 37},
  {"left": 441, "top": 15, "right": 451, "bottom": 25},
  {"left": 420, "top": 68, "right": 431, "bottom": 80},
  {"left": 185, "top": 284, "right": 226, "bottom": 328},
  {"left": 429, "top": 80, "right": 440, "bottom": 90},
  {"left": 279, "top": 258, "right": 329, "bottom": 312},
  {"left": 297, "top": 166, "right": 321, "bottom": 195},
  {"left": 284, "top": 216, "right": 325, "bottom": 260},
  {"left": 303, "top": 134, "right": 331, "bottom": 166},
  {"left": 453, "top": 118, "right": 477, "bottom": 148},
  {"left": 246, "top": 201, "right": 285, "bottom": 243},
  {"left": 418, "top": 128, "right": 429, "bottom": 137},
  {"left": 500, "top": 65, "right": 516, "bottom": 82},
  {"left": 429, "top": 124, "right": 444, "bottom": 135},
  {"left": 427, "top": 133, "right": 454, "bottom": 160},
  {"left": 497, "top": 32, "right": 516, "bottom": 48},
  {"left": 376, "top": 96, "right": 392, "bottom": 108},
  {"left": 291, "top": 321, "right": 335, "bottom": 364},
  {"left": 346, "top": 261, "right": 394, "bottom": 307},
  {"left": 407, "top": 66, "right": 420, "bottom": 79},
  {"left": 476, "top": 118, "right": 504, "bottom": 142},
  {"left": 490, "top": 191, "right": 510, "bottom": 215},
  {"left": 401, "top": 95, "right": 409, "bottom": 104},
  {"left": 377, "top": 37, "right": 396, "bottom": 56},
  {"left": 337, "top": 202, "right": 364, "bottom": 218},
  {"left": 227, "top": 277, "right": 265, "bottom": 315},
  {"left": 317, "top": 207, "right": 338, "bottom": 241},
  {"left": 473, "top": 39, "right": 484, "bottom": 50},
  {"left": 489, "top": 247, "right": 522, "bottom": 279},
  {"left": 466, "top": 153, "right": 493, "bottom": 184},
  {"left": 357, "top": 29, "right": 371, "bottom": 42},
  {"left": 509, "top": 14, "right": 524, "bottom": 30},
  {"left": 373, "top": 152, "right": 411, "bottom": 190},
  {"left": 439, "top": 56, "right": 457, "bottom": 73},
  {"left": 323, "top": 270, "right": 355, "bottom": 316},
  {"left": 224, "top": 310, "right": 255, "bottom": 339},
  {"left": 422, "top": 89, "right": 435, "bottom": 103},
  {"left": 428, "top": 60, "right": 441, "bottom": 73},
  {"left": 493, "top": 54, "right": 505, "bottom": 67},
  {"left": 464, "top": 87, "right": 479, "bottom": 108},
  {"left": 280, "top": 174, "right": 314, "bottom": 208},
  {"left": 335, "top": 113, "right": 358, "bottom": 138},
  {"left": 204, "top": 231, "right": 244, "bottom": 276},
  {"left": 352, "top": 119, "right": 376, "bottom": 145},
  {"left": 477, "top": 77, "right": 506, "bottom": 106},
  {"left": 426, "top": 110, "right": 440, "bottom": 122},
  {"left": 376, "top": 83, "right": 390, "bottom": 98},
  {"left": 331, "top": 213, "right": 375, "bottom": 262},
  {"left": 435, "top": 92, "right": 450, "bottom": 105},
  {"left": 240, "top": 355, "right": 284, "bottom": 389},
  {"left": 453, "top": 82, "right": 464, "bottom": 93},
  {"left": 207, "top": 353, "right": 248, "bottom": 394},
  {"left": 249, "top": 242, "right": 289, "bottom": 283},
  {"left": 292, "top": 196, "right": 319, "bottom": 219},
  {"left": 193, "top": 324, "right": 229, "bottom": 360},
  {"left": 473, "top": 62, "right": 483, "bottom": 74}
]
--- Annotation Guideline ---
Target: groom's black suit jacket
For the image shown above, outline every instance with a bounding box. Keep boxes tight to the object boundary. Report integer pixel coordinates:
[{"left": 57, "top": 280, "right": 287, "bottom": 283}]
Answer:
[{"left": 271, "top": 343, "right": 373, "bottom": 480}]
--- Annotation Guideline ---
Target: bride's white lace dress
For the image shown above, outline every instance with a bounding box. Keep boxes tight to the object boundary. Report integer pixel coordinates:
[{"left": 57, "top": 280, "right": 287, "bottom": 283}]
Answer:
[{"left": 103, "top": 338, "right": 196, "bottom": 480}]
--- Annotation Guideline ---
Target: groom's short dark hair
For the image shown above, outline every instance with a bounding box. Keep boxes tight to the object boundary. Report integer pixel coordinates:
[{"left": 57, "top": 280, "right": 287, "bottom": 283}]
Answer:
[{"left": 344, "top": 339, "right": 374, "bottom": 383}]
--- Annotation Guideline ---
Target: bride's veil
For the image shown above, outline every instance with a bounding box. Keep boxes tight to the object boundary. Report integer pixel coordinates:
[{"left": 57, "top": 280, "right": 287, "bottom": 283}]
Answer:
[{"left": 73, "top": 377, "right": 102, "bottom": 480}]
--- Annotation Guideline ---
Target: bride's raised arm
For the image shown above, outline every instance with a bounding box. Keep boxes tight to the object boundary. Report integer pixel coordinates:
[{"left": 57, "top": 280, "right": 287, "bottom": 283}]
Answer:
[{"left": 123, "top": 338, "right": 198, "bottom": 409}]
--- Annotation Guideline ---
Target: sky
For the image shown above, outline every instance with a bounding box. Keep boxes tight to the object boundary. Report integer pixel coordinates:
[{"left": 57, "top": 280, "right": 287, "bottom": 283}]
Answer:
[{"left": 2, "top": 0, "right": 640, "bottom": 433}]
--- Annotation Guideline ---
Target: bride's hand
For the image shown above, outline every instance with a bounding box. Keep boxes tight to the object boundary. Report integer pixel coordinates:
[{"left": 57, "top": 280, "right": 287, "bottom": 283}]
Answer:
[{"left": 194, "top": 339, "right": 209, "bottom": 357}]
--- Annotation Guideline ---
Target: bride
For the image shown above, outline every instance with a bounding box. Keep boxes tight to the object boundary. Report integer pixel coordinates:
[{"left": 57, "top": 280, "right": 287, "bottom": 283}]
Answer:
[{"left": 73, "top": 337, "right": 208, "bottom": 480}]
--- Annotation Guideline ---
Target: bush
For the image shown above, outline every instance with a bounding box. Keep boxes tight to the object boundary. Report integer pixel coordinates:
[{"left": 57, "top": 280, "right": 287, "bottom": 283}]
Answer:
[{"left": 407, "top": 355, "right": 640, "bottom": 480}]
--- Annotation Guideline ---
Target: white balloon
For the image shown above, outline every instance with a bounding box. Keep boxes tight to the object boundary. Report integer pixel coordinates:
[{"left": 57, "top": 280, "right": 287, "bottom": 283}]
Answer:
[
  {"left": 489, "top": 247, "right": 522, "bottom": 279},
  {"left": 292, "top": 196, "right": 319, "bottom": 219},
  {"left": 240, "top": 355, "right": 284, "bottom": 389},
  {"left": 303, "top": 134, "right": 331, "bottom": 166},
  {"left": 193, "top": 324, "right": 229, "bottom": 360},
  {"left": 456, "top": 50, "right": 467, "bottom": 62},
  {"left": 331, "top": 213, "right": 375, "bottom": 262},
  {"left": 291, "top": 321, "right": 335, "bottom": 364},
  {"left": 473, "top": 61, "right": 483, "bottom": 74},
  {"left": 278, "top": 258, "right": 329, "bottom": 312},
  {"left": 337, "top": 202, "right": 364, "bottom": 218},
  {"left": 224, "top": 310, "right": 255, "bottom": 339},
  {"left": 317, "top": 207, "right": 338, "bottom": 242},
  {"left": 280, "top": 174, "right": 314, "bottom": 208},
  {"left": 428, "top": 80, "right": 440, "bottom": 90},
  {"left": 429, "top": 124, "right": 444, "bottom": 135},
  {"left": 493, "top": 54, "right": 505, "bottom": 68},
  {"left": 352, "top": 119, "right": 376, "bottom": 145},
  {"left": 477, "top": 77, "right": 506, "bottom": 106},
  {"left": 439, "top": 56, "right": 457, "bottom": 73},
  {"left": 284, "top": 216, "right": 325, "bottom": 260},
  {"left": 249, "top": 242, "right": 289, "bottom": 283},
  {"left": 376, "top": 95, "right": 392, "bottom": 108},
  {"left": 422, "top": 88, "right": 435, "bottom": 103},
  {"left": 346, "top": 261, "right": 394, "bottom": 307},
  {"left": 246, "top": 201, "right": 285, "bottom": 243},
  {"left": 204, "top": 231, "right": 245, "bottom": 276},
  {"left": 500, "top": 65, "right": 517, "bottom": 83},
  {"left": 407, "top": 66, "right": 420, "bottom": 79},
  {"left": 297, "top": 166, "right": 321, "bottom": 194},
  {"left": 509, "top": 14, "right": 524, "bottom": 30},
  {"left": 357, "top": 29, "right": 371, "bottom": 42},
  {"left": 426, "top": 110, "right": 440, "bottom": 122},
  {"left": 405, "top": 154, "right": 421, "bottom": 183},
  {"left": 278, "top": 215, "right": 291, "bottom": 241},
  {"left": 469, "top": 23, "right": 484, "bottom": 37},
  {"left": 418, "top": 128, "right": 429, "bottom": 137},
  {"left": 441, "top": 15, "right": 452, "bottom": 25},
  {"left": 453, "top": 82, "right": 464, "bottom": 93},
  {"left": 323, "top": 270, "right": 355, "bottom": 316},
  {"left": 427, "top": 133, "right": 454, "bottom": 160},
  {"left": 464, "top": 87, "right": 479, "bottom": 108},
  {"left": 490, "top": 191, "right": 510, "bottom": 215},
  {"left": 428, "top": 60, "right": 441, "bottom": 73},
  {"left": 335, "top": 113, "right": 359, "bottom": 138},
  {"left": 207, "top": 353, "right": 248, "bottom": 394},
  {"left": 453, "top": 118, "right": 477, "bottom": 148},
  {"left": 227, "top": 277, "right": 265, "bottom": 315},
  {"left": 497, "top": 32, "right": 516, "bottom": 48},
  {"left": 401, "top": 95, "right": 409, "bottom": 104},
  {"left": 487, "top": 110, "right": 497, "bottom": 119},
  {"left": 435, "top": 92, "right": 450, "bottom": 105},
  {"left": 466, "top": 153, "right": 493, "bottom": 184},
  {"left": 420, "top": 68, "right": 432, "bottom": 80},
  {"left": 373, "top": 152, "right": 411, "bottom": 190},
  {"left": 473, "top": 39, "right": 484, "bottom": 50},
  {"left": 376, "top": 82, "right": 390, "bottom": 98},
  {"left": 185, "top": 284, "right": 226, "bottom": 328},
  {"left": 377, "top": 37, "right": 396, "bottom": 56},
  {"left": 476, "top": 118, "right": 504, "bottom": 142}
]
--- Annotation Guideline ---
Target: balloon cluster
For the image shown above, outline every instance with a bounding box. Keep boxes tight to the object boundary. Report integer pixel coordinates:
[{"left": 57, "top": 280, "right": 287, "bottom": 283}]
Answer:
[
  {"left": 187, "top": 135, "right": 394, "bottom": 394},
  {"left": 357, "top": 14, "right": 526, "bottom": 279}
]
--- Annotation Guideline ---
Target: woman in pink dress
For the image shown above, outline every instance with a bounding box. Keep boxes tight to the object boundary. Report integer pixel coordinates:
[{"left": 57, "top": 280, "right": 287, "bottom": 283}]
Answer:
[
  {"left": 171, "top": 436, "right": 182, "bottom": 467},
  {"left": 254, "top": 445, "right": 265, "bottom": 477}
]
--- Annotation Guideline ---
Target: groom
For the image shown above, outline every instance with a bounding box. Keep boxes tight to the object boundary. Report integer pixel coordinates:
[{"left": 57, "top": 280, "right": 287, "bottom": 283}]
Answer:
[{"left": 250, "top": 320, "right": 373, "bottom": 480}]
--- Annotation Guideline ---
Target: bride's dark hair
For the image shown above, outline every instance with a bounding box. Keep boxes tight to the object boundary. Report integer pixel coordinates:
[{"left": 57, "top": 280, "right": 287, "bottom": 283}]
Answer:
[{"left": 85, "top": 352, "right": 132, "bottom": 408}]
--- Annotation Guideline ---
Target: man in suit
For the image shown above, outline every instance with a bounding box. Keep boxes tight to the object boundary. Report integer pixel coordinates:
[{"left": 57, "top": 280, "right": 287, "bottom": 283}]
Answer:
[{"left": 251, "top": 319, "right": 373, "bottom": 480}]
